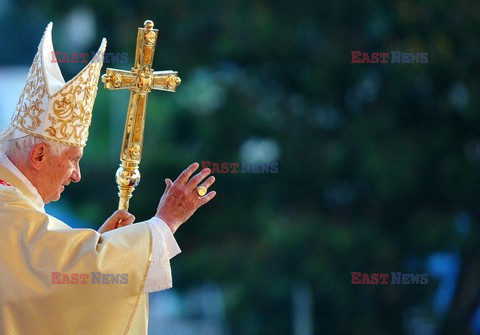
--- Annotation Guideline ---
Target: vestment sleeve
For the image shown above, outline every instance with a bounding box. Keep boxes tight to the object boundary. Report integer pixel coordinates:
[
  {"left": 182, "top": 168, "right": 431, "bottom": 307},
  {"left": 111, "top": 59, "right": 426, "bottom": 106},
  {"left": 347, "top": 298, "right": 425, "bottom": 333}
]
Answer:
[{"left": 143, "top": 217, "right": 181, "bottom": 292}]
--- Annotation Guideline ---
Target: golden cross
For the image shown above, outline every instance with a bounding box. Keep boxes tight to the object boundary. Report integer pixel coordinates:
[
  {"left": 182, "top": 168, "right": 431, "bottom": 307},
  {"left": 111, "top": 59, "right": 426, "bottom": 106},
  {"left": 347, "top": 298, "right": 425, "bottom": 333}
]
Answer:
[{"left": 101, "top": 20, "right": 181, "bottom": 210}]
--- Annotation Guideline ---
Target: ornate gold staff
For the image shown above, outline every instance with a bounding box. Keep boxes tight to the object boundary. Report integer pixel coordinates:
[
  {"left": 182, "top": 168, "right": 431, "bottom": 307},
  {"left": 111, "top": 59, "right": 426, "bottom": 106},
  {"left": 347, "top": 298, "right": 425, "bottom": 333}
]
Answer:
[{"left": 101, "top": 20, "right": 181, "bottom": 210}]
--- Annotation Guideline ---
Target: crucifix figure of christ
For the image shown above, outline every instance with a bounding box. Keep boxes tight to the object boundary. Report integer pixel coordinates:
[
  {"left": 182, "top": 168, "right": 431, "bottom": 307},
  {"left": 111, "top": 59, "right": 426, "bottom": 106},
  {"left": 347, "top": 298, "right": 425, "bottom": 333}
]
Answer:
[{"left": 102, "top": 20, "right": 181, "bottom": 210}]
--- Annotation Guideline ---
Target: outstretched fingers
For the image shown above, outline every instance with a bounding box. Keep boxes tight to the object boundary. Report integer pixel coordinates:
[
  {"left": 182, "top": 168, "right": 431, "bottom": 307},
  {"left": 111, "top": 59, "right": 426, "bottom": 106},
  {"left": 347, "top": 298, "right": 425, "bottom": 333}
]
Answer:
[
  {"left": 174, "top": 162, "right": 200, "bottom": 185},
  {"left": 198, "top": 190, "right": 216, "bottom": 206},
  {"left": 155, "top": 163, "right": 217, "bottom": 233},
  {"left": 187, "top": 168, "right": 212, "bottom": 190},
  {"left": 197, "top": 175, "right": 215, "bottom": 190}
]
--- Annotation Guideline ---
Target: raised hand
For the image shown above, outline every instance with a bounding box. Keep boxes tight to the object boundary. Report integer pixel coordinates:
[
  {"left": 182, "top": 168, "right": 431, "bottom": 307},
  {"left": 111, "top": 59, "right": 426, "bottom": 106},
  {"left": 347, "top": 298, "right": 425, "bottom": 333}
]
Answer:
[{"left": 156, "top": 162, "right": 216, "bottom": 233}]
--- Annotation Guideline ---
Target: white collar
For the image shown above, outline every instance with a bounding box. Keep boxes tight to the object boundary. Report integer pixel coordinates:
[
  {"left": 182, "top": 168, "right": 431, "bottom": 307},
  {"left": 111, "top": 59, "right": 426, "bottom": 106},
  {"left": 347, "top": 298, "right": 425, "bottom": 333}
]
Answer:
[{"left": 0, "top": 155, "right": 45, "bottom": 210}]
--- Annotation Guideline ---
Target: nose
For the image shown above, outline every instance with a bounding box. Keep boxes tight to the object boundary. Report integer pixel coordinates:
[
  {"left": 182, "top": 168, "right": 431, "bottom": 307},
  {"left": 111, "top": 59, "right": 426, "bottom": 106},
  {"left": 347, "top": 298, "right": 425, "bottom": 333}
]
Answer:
[{"left": 71, "top": 166, "right": 81, "bottom": 183}]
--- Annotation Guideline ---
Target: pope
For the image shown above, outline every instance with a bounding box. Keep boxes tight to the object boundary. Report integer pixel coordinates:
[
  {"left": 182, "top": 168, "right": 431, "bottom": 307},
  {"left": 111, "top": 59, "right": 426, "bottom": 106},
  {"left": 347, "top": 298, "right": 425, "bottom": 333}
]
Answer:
[{"left": 0, "top": 23, "right": 215, "bottom": 334}]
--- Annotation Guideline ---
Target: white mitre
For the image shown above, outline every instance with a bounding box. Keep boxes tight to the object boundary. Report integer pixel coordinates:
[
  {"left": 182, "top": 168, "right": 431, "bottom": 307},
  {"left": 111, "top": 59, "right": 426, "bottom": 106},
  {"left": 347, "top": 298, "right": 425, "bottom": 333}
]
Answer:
[{"left": 2, "top": 22, "right": 107, "bottom": 147}]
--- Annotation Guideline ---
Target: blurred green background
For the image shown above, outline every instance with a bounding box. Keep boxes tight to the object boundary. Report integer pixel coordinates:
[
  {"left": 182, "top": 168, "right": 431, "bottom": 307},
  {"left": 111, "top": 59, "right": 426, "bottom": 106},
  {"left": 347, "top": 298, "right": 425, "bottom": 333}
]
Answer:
[{"left": 1, "top": 0, "right": 480, "bottom": 334}]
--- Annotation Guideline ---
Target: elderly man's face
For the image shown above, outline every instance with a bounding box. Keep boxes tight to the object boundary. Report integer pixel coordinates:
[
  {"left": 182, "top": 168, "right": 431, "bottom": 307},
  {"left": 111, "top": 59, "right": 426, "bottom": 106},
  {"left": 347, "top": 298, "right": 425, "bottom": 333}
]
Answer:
[{"left": 38, "top": 146, "right": 83, "bottom": 204}]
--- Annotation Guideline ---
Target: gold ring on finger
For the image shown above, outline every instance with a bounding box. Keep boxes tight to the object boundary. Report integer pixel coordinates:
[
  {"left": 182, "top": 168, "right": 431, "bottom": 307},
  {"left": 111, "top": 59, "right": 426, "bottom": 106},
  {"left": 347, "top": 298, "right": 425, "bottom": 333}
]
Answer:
[{"left": 196, "top": 185, "right": 207, "bottom": 197}]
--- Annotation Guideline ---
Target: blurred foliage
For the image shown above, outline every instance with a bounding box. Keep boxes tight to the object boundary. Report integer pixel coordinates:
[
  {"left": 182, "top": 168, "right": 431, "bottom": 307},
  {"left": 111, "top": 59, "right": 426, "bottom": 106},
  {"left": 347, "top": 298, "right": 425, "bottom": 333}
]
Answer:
[{"left": 2, "top": 0, "right": 480, "bottom": 334}]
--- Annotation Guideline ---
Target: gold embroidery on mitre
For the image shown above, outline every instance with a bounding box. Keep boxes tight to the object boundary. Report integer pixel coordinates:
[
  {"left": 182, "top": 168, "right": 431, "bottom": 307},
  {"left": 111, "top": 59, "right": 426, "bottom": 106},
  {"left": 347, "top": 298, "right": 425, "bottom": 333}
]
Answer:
[
  {"left": 11, "top": 23, "right": 106, "bottom": 147},
  {"left": 46, "top": 52, "right": 105, "bottom": 147},
  {"left": 12, "top": 45, "right": 47, "bottom": 134}
]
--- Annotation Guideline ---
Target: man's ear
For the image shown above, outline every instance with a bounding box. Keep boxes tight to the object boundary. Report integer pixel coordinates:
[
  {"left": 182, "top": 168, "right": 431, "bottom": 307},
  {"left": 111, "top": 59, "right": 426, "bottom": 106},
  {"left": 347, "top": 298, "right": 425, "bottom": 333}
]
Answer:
[{"left": 30, "top": 143, "right": 48, "bottom": 171}]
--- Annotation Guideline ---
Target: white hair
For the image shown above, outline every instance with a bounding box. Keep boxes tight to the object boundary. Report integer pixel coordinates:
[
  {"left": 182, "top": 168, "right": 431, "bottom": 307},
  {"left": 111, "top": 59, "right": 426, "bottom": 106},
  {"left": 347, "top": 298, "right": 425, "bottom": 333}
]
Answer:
[{"left": 0, "top": 134, "right": 69, "bottom": 159}]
